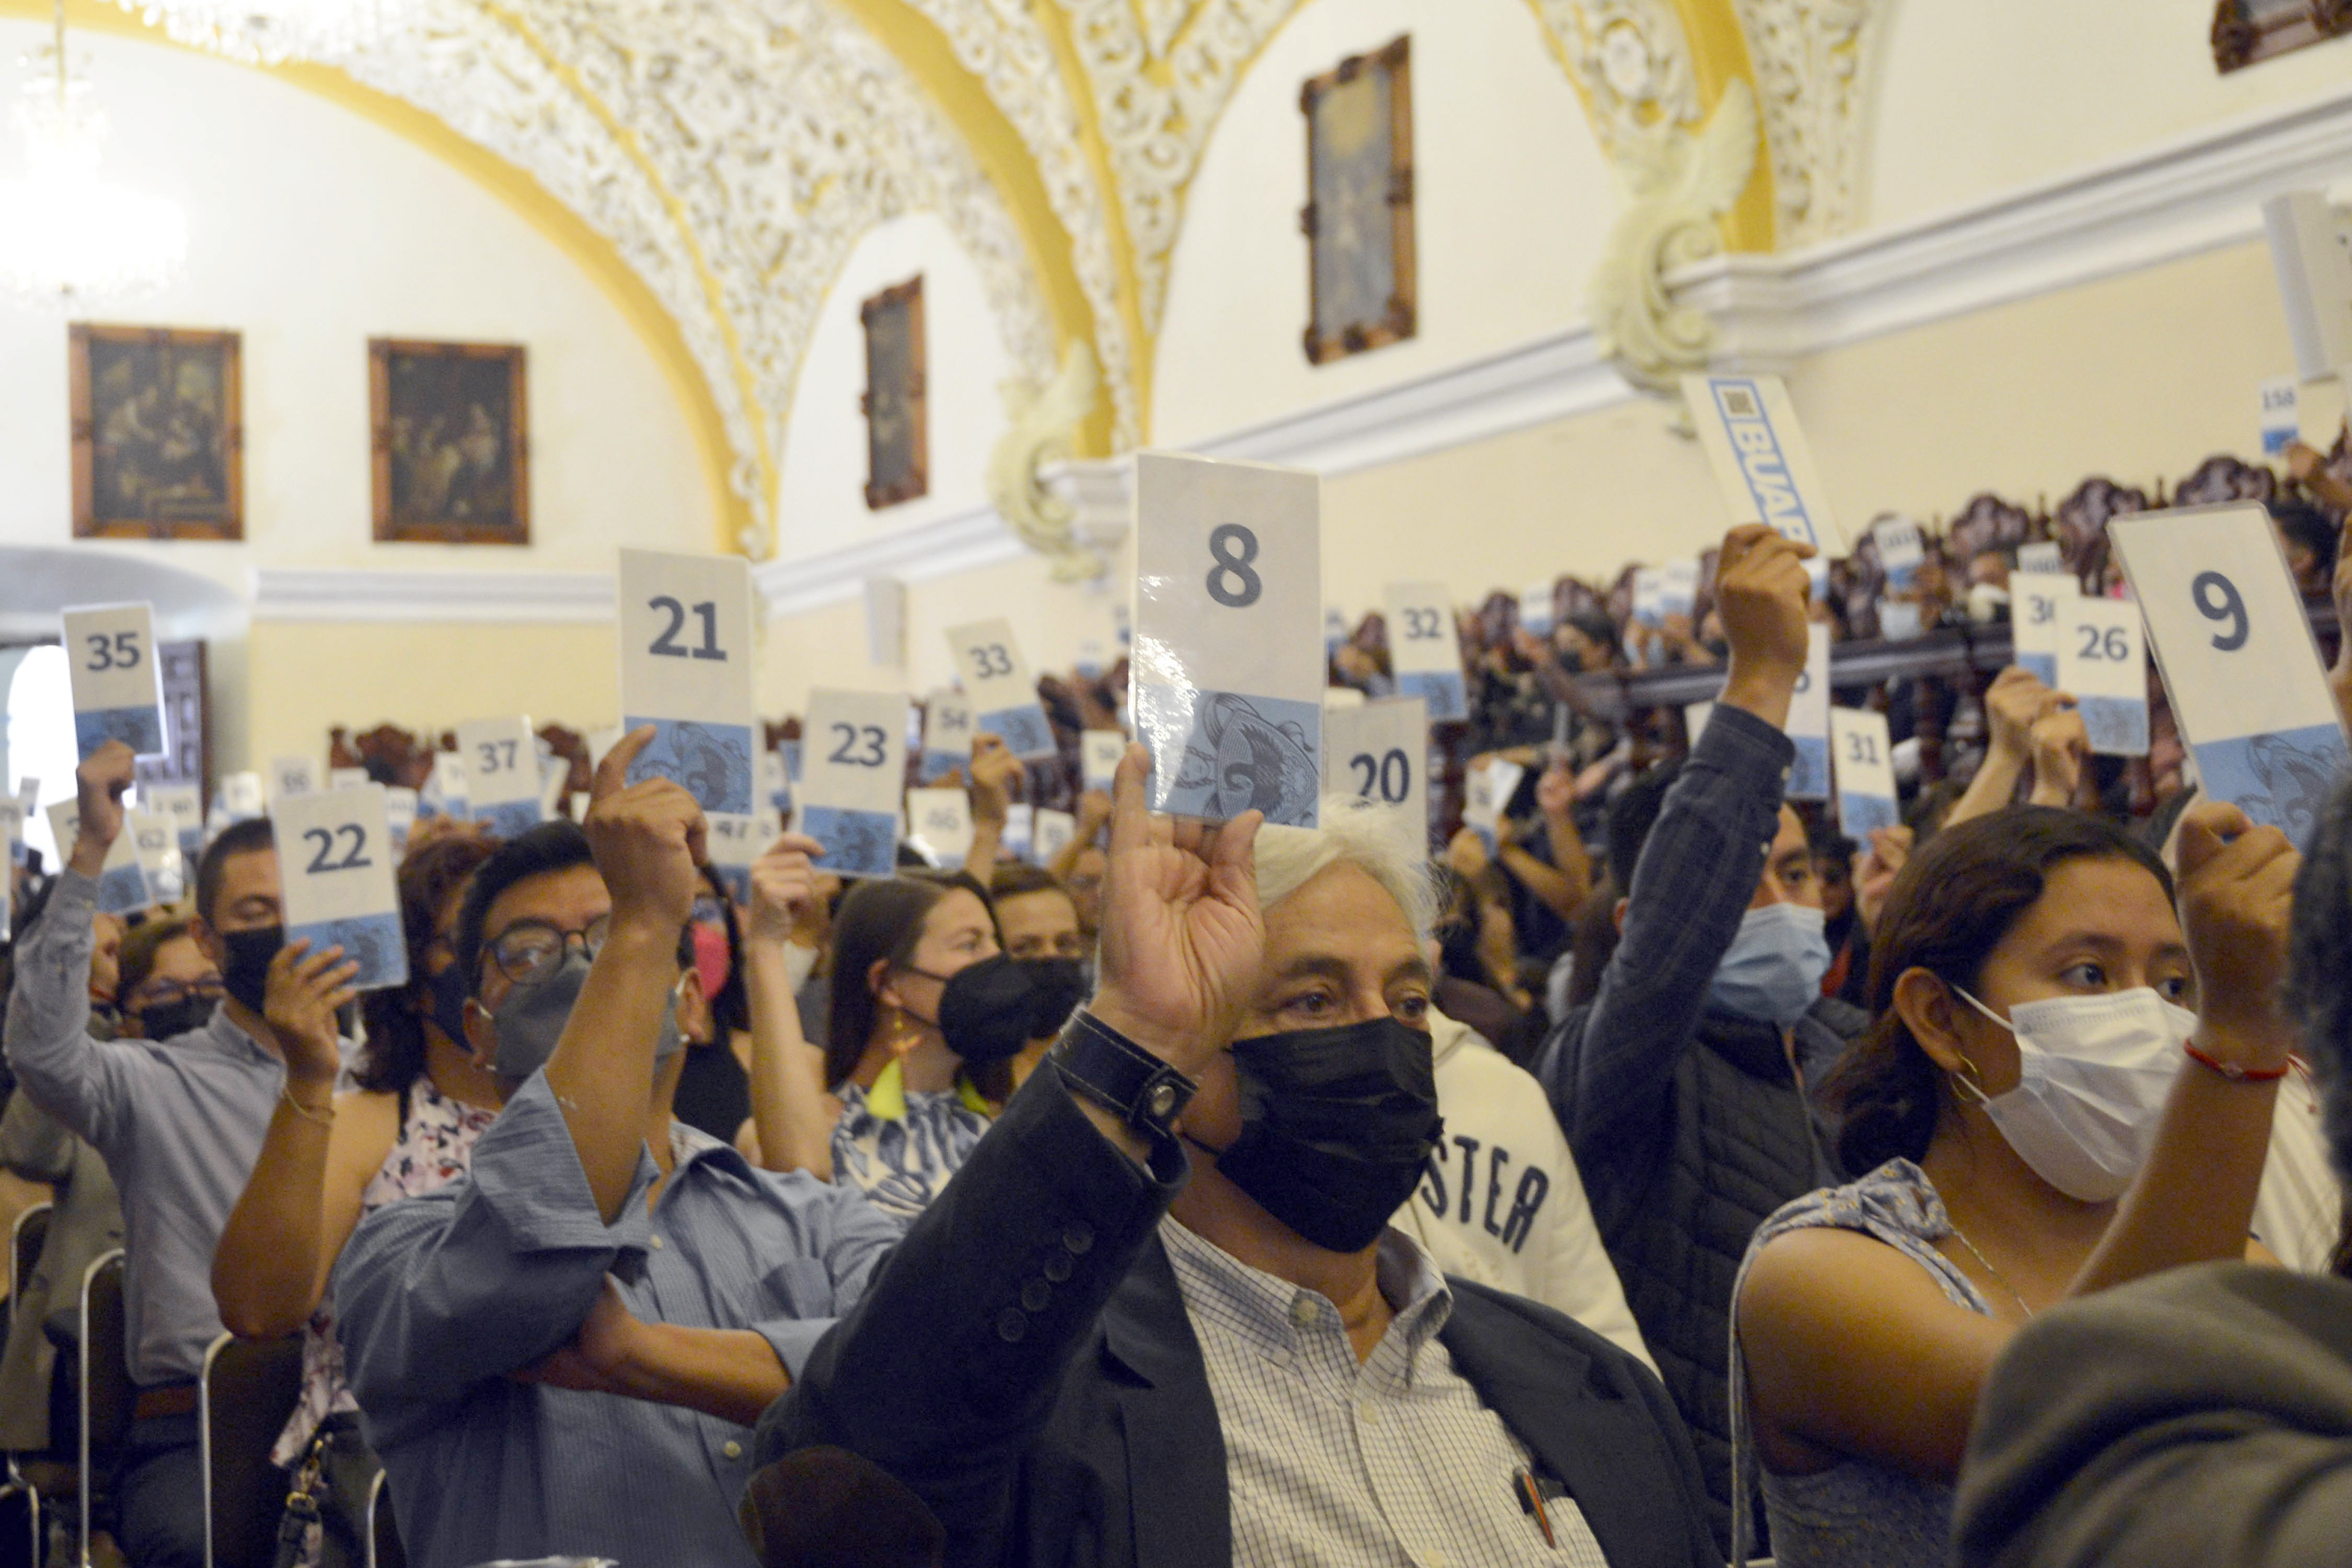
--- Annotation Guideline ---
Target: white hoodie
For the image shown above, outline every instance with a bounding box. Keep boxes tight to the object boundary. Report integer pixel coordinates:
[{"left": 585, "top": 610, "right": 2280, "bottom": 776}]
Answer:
[{"left": 1392, "top": 1009, "right": 1655, "bottom": 1373}]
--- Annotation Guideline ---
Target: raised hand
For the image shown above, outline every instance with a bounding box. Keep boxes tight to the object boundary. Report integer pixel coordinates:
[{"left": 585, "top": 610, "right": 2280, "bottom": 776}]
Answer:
[
  {"left": 265, "top": 937, "right": 360, "bottom": 1094},
  {"left": 1086, "top": 745, "right": 1264, "bottom": 1078},
  {"left": 2175, "top": 801, "right": 2299, "bottom": 1069},
  {"left": 70, "top": 741, "right": 135, "bottom": 877},
  {"left": 967, "top": 734, "right": 1021, "bottom": 829},
  {"left": 1852, "top": 824, "right": 1913, "bottom": 935},
  {"left": 745, "top": 833, "right": 825, "bottom": 947},
  {"left": 2025, "top": 707, "right": 2090, "bottom": 808},
  {"left": 1984, "top": 666, "right": 2063, "bottom": 760},
  {"left": 1714, "top": 524, "right": 1816, "bottom": 728},
  {"left": 1074, "top": 788, "right": 1114, "bottom": 841},
  {"left": 585, "top": 728, "right": 707, "bottom": 941}
]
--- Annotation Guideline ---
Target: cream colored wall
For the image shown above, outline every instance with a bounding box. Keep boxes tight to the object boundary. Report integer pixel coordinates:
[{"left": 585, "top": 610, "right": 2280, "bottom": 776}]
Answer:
[
  {"left": 772, "top": 213, "right": 1016, "bottom": 558},
  {"left": 1149, "top": 0, "right": 1612, "bottom": 446},
  {"left": 0, "top": 23, "right": 718, "bottom": 594},
  {"left": 1870, "top": 3, "right": 2352, "bottom": 232},
  {"left": 244, "top": 620, "right": 620, "bottom": 773}
]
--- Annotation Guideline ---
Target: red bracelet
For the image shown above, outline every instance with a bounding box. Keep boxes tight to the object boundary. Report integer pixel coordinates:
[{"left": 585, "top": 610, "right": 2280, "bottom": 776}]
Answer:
[{"left": 2183, "top": 1041, "right": 2292, "bottom": 1082}]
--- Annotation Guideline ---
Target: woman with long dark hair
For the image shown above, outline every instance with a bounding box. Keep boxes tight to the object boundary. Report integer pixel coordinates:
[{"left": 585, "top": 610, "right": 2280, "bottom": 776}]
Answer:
[{"left": 1730, "top": 802, "right": 2298, "bottom": 1567}]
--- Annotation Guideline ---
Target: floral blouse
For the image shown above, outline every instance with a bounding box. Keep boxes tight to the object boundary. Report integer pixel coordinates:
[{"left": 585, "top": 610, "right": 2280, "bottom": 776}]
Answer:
[{"left": 270, "top": 1078, "right": 498, "bottom": 1467}]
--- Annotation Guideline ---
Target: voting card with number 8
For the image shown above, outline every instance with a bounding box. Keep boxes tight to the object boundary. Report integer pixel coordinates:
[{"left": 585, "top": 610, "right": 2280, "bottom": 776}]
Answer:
[
  {"left": 1132, "top": 452, "right": 1323, "bottom": 827},
  {"left": 618, "top": 549, "right": 756, "bottom": 813},
  {"left": 799, "top": 689, "right": 908, "bottom": 878},
  {"left": 2109, "top": 504, "right": 2350, "bottom": 838},
  {"left": 273, "top": 787, "right": 407, "bottom": 990},
  {"left": 63, "top": 603, "right": 165, "bottom": 759}
]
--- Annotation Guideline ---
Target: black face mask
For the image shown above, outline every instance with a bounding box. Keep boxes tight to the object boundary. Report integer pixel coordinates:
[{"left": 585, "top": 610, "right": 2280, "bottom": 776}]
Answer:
[
  {"left": 218, "top": 926, "right": 284, "bottom": 1013},
  {"left": 1191, "top": 1016, "right": 1444, "bottom": 1254},
  {"left": 136, "top": 996, "right": 217, "bottom": 1042},
  {"left": 936, "top": 956, "right": 1087, "bottom": 1066},
  {"left": 425, "top": 962, "right": 472, "bottom": 1046}
]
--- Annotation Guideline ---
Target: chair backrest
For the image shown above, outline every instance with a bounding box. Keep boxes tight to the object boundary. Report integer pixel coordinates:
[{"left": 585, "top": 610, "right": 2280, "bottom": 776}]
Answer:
[
  {"left": 77, "top": 1249, "right": 128, "bottom": 1568},
  {"left": 9, "top": 1204, "right": 52, "bottom": 1317},
  {"left": 199, "top": 1333, "right": 304, "bottom": 1568}
]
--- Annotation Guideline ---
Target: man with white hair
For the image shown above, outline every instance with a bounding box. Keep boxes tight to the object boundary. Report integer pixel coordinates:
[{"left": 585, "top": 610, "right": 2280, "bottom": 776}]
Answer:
[{"left": 754, "top": 751, "right": 1715, "bottom": 1567}]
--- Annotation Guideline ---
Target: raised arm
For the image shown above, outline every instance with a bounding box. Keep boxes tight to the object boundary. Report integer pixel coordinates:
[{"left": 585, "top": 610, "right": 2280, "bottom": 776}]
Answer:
[
  {"left": 549, "top": 728, "right": 705, "bottom": 1221},
  {"left": 1537, "top": 527, "right": 1809, "bottom": 1152},
  {"left": 212, "top": 937, "right": 372, "bottom": 1340},
  {"left": 742, "top": 833, "right": 838, "bottom": 1179},
  {"left": 1947, "top": 668, "right": 2061, "bottom": 828},
  {"left": 1048, "top": 790, "right": 1112, "bottom": 885},
  {"left": 4, "top": 743, "right": 143, "bottom": 1147},
  {"left": 960, "top": 734, "right": 1020, "bottom": 890}
]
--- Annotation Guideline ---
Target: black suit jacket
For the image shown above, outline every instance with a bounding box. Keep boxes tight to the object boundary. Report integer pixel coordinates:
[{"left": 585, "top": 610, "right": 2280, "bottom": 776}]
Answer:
[{"left": 756, "top": 1061, "right": 1716, "bottom": 1568}]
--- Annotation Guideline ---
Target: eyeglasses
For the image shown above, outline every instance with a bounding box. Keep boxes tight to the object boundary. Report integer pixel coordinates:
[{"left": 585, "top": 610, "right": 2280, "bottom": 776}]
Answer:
[{"left": 483, "top": 915, "right": 610, "bottom": 987}]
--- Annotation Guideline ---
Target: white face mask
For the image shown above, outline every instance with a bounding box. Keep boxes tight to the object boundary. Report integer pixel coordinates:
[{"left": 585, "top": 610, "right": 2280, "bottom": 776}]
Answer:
[{"left": 1953, "top": 986, "right": 2195, "bottom": 1202}]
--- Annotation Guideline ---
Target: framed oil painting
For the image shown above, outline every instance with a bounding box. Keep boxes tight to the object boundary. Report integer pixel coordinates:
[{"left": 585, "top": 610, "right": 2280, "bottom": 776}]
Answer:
[
  {"left": 371, "top": 338, "right": 529, "bottom": 545},
  {"left": 861, "top": 275, "right": 928, "bottom": 510},
  {"left": 1299, "top": 34, "right": 1415, "bottom": 366},
  {"left": 2213, "top": 0, "right": 2352, "bottom": 72},
  {"left": 71, "top": 324, "right": 244, "bottom": 540}
]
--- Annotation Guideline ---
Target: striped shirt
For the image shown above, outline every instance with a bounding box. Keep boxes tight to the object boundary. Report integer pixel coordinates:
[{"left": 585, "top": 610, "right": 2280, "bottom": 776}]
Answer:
[{"left": 1161, "top": 1218, "right": 1610, "bottom": 1568}]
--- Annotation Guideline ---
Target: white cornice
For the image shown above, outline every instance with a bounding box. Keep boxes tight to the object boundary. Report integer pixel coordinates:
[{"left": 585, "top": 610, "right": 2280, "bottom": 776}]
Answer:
[
  {"left": 241, "top": 84, "right": 2352, "bottom": 625},
  {"left": 251, "top": 568, "right": 617, "bottom": 623}
]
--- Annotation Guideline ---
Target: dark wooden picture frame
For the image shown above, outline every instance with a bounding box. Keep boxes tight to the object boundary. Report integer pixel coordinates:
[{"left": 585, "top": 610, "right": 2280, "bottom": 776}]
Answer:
[
  {"left": 861, "top": 275, "right": 929, "bottom": 510},
  {"left": 371, "top": 338, "right": 530, "bottom": 545},
  {"left": 2213, "top": 0, "right": 2352, "bottom": 72},
  {"left": 71, "top": 324, "right": 244, "bottom": 540},
  {"left": 1300, "top": 34, "right": 1416, "bottom": 366}
]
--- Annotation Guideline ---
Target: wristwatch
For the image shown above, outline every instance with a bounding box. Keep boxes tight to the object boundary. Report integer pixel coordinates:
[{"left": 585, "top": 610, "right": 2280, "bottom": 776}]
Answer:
[{"left": 1050, "top": 1011, "right": 1197, "bottom": 1138}]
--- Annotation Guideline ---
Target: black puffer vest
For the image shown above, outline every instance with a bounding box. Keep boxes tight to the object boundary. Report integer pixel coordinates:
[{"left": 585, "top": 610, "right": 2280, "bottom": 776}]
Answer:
[{"left": 1598, "top": 999, "right": 1859, "bottom": 1552}]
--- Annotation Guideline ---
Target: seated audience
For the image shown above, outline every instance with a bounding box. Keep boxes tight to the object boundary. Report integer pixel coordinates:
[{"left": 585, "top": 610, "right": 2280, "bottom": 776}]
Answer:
[
  {"left": 1531, "top": 524, "right": 1868, "bottom": 1544},
  {"left": 757, "top": 752, "right": 1719, "bottom": 1566},
  {"left": 1952, "top": 773, "right": 2352, "bottom": 1568},
  {"left": 211, "top": 832, "right": 500, "bottom": 1567},
  {"left": 6, "top": 742, "right": 294, "bottom": 1568},
  {"left": 334, "top": 738, "right": 898, "bottom": 1568},
  {"left": 1733, "top": 803, "right": 2297, "bottom": 1566}
]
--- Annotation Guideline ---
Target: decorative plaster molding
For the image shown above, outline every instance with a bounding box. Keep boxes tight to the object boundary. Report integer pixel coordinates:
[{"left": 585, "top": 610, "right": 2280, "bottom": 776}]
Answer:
[
  {"left": 250, "top": 568, "right": 617, "bottom": 622},
  {"left": 1525, "top": 0, "right": 1704, "bottom": 156},
  {"left": 1586, "top": 80, "right": 1760, "bottom": 403},
  {"left": 245, "top": 85, "right": 2352, "bottom": 625},
  {"left": 337, "top": 0, "right": 1059, "bottom": 558},
  {"left": 1728, "top": 0, "right": 1883, "bottom": 247},
  {"left": 988, "top": 343, "right": 1115, "bottom": 581}
]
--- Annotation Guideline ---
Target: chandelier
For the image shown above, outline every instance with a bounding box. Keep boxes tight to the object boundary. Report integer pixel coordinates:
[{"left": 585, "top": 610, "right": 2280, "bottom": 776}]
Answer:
[
  {"left": 114, "top": 0, "right": 404, "bottom": 66},
  {"left": 0, "top": 3, "right": 187, "bottom": 313}
]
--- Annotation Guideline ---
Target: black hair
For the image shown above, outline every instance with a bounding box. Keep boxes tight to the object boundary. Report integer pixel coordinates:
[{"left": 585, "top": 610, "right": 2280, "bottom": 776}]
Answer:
[
  {"left": 2285, "top": 775, "right": 2352, "bottom": 1228},
  {"left": 689, "top": 863, "right": 751, "bottom": 1040},
  {"left": 822, "top": 870, "right": 992, "bottom": 1090},
  {"left": 454, "top": 820, "right": 596, "bottom": 994},
  {"left": 195, "top": 817, "right": 278, "bottom": 926},
  {"left": 1823, "top": 806, "right": 2173, "bottom": 1175},
  {"left": 357, "top": 833, "right": 499, "bottom": 1095},
  {"left": 1604, "top": 760, "right": 1683, "bottom": 896},
  {"left": 987, "top": 863, "right": 1068, "bottom": 903},
  {"left": 2269, "top": 497, "right": 2340, "bottom": 582},
  {"left": 1563, "top": 609, "right": 1623, "bottom": 663}
]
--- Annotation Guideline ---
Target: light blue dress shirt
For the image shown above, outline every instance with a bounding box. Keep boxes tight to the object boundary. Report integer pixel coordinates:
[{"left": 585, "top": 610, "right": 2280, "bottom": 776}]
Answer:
[
  {"left": 335, "top": 1073, "right": 898, "bottom": 1568},
  {"left": 3, "top": 868, "right": 282, "bottom": 1385}
]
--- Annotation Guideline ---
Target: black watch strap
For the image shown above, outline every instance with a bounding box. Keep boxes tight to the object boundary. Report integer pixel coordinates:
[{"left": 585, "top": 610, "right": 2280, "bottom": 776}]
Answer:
[{"left": 1050, "top": 1011, "right": 1197, "bottom": 1137}]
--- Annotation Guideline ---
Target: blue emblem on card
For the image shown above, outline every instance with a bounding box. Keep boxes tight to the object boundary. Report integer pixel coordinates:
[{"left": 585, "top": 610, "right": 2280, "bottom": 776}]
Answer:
[
  {"left": 1840, "top": 794, "right": 1901, "bottom": 837},
  {"left": 93, "top": 863, "right": 149, "bottom": 916},
  {"left": 2018, "top": 652, "right": 2057, "bottom": 686},
  {"left": 624, "top": 717, "right": 753, "bottom": 814},
  {"left": 289, "top": 913, "right": 409, "bottom": 991},
  {"left": 1788, "top": 735, "right": 1830, "bottom": 801},
  {"left": 919, "top": 750, "right": 966, "bottom": 784},
  {"left": 472, "top": 800, "right": 544, "bottom": 839},
  {"left": 76, "top": 707, "right": 163, "bottom": 759},
  {"left": 2194, "top": 724, "right": 2350, "bottom": 844},
  {"left": 1711, "top": 379, "right": 1818, "bottom": 546},
  {"left": 1133, "top": 686, "right": 1321, "bottom": 827},
  {"left": 1394, "top": 671, "right": 1467, "bottom": 724},
  {"left": 800, "top": 806, "right": 898, "bottom": 878},
  {"left": 977, "top": 705, "right": 1057, "bottom": 762},
  {"left": 2076, "top": 696, "right": 2149, "bottom": 757}
]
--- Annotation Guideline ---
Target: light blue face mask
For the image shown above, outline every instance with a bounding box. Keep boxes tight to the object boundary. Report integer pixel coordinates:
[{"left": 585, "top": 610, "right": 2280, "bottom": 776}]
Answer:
[{"left": 1707, "top": 903, "right": 1832, "bottom": 1027}]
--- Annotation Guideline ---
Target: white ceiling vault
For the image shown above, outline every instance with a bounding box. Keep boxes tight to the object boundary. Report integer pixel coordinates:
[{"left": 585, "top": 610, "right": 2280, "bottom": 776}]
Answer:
[{"left": 189, "top": 0, "right": 1894, "bottom": 557}]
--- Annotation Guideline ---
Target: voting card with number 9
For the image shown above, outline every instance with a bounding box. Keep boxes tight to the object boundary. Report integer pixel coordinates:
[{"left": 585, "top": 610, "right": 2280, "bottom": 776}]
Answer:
[
  {"left": 1131, "top": 452, "right": 1322, "bottom": 827},
  {"left": 2109, "top": 504, "right": 2350, "bottom": 838}
]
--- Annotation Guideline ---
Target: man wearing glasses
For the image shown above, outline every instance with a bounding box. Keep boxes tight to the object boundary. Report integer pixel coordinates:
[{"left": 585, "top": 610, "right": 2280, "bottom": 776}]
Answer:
[{"left": 335, "top": 735, "right": 898, "bottom": 1568}]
